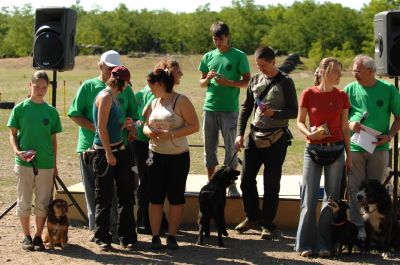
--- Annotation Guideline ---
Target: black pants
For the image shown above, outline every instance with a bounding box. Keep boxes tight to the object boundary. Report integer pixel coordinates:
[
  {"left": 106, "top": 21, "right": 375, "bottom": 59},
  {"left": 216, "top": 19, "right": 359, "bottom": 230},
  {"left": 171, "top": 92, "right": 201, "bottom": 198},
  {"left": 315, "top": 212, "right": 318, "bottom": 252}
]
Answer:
[
  {"left": 132, "top": 140, "right": 168, "bottom": 232},
  {"left": 93, "top": 147, "right": 137, "bottom": 245},
  {"left": 240, "top": 134, "right": 288, "bottom": 230}
]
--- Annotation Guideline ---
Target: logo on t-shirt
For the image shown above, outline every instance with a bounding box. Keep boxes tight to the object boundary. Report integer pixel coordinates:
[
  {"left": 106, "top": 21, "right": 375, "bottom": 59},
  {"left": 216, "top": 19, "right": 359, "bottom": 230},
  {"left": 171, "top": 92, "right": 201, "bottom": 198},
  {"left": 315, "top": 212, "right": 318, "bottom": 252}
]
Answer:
[
  {"left": 377, "top": 99, "right": 384, "bottom": 107},
  {"left": 43, "top": 118, "right": 49, "bottom": 125},
  {"left": 226, "top": 64, "right": 232, "bottom": 71}
]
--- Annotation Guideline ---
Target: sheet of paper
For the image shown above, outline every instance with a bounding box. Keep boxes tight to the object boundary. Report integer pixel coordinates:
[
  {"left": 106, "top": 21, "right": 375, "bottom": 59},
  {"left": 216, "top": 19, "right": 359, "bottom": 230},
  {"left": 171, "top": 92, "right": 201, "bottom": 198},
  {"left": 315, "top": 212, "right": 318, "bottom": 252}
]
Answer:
[{"left": 350, "top": 125, "right": 381, "bottom": 154}]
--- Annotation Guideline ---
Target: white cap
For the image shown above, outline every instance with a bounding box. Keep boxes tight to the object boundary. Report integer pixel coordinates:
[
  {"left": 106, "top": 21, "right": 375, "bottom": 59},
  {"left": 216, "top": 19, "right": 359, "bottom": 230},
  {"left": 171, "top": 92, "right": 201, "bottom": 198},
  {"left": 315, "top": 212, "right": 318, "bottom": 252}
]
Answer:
[{"left": 100, "top": 50, "right": 121, "bottom": 67}]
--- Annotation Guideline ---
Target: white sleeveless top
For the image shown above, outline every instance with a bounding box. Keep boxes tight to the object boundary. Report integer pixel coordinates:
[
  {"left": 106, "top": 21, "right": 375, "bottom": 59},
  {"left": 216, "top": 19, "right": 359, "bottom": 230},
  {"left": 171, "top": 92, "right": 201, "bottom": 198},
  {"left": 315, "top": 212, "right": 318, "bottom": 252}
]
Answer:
[{"left": 148, "top": 94, "right": 188, "bottom": 154}]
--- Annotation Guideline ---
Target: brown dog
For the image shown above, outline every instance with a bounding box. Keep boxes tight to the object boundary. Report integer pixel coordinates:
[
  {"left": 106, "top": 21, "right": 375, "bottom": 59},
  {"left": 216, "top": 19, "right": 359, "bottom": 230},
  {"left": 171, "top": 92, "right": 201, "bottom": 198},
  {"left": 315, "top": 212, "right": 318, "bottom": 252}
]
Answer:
[{"left": 43, "top": 199, "right": 69, "bottom": 249}]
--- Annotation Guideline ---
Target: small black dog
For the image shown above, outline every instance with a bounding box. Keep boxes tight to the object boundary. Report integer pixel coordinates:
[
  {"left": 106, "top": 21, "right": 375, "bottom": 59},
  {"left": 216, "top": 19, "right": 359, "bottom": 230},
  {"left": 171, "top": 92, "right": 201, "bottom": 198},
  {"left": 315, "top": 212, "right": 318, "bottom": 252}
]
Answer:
[
  {"left": 327, "top": 197, "right": 358, "bottom": 255},
  {"left": 357, "top": 179, "right": 400, "bottom": 258},
  {"left": 196, "top": 166, "right": 240, "bottom": 247}
]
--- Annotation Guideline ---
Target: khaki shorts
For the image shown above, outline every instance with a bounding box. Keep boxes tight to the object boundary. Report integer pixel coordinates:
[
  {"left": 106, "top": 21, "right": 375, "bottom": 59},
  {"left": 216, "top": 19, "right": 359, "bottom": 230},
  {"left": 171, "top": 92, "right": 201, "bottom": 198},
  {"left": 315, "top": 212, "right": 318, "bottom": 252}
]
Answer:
[{"left": 14, "top": 164, "right": 54, "bottom": 217}]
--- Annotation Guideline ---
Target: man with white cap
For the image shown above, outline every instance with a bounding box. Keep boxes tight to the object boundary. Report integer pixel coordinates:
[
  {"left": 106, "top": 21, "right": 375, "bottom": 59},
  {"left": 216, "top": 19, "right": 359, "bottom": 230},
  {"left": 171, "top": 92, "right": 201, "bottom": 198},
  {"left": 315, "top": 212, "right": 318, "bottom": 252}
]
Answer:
[{"left": 68, "top": 50, "right": 138, "bottom": 242}]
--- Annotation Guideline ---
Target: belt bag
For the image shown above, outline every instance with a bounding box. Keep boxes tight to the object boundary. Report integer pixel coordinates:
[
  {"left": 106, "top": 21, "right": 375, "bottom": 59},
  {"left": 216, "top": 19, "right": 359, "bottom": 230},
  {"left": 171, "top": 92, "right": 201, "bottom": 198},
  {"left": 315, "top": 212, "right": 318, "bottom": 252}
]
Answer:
[
  {"left": 251, "top": 128, "right": 284, "bottom": 148},
  {"left": 306, "top": 144, "right": 344, "bottom": 166}
]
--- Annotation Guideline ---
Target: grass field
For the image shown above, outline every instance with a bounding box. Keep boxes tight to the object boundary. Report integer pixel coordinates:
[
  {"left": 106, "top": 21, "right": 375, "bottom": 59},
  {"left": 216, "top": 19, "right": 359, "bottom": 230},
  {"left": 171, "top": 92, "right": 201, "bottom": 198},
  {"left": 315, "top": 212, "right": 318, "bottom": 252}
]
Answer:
[{"left": 0, "top": 54, "right": 357, "bottom": 207}]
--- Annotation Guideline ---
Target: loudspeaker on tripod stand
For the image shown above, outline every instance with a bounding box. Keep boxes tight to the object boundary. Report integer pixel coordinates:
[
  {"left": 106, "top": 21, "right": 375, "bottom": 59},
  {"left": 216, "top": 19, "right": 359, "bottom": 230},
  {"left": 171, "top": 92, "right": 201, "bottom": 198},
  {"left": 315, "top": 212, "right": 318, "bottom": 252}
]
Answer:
[
  {"left": 374, "top": 10, "right": 400, "bottom": 77},
  {"left": 33, "top": 7, "right": 77, "bottom": 71}
]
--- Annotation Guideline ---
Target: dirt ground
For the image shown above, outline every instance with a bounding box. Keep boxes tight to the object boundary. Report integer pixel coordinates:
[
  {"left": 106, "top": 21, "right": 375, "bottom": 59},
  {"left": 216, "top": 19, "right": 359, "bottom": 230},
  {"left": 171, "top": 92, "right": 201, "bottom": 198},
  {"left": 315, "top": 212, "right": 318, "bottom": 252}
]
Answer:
[{"left": 0, "top": 213, "right": 399, "bottom": 265}]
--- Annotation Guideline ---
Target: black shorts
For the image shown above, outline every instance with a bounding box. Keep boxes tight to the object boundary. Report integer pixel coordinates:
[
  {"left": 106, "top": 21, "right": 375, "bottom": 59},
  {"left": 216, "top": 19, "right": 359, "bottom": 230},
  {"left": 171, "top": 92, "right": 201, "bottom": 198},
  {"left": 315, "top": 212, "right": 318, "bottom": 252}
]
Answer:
[{"left": 147, "top": 151, "right": 190, "bottom": 205}]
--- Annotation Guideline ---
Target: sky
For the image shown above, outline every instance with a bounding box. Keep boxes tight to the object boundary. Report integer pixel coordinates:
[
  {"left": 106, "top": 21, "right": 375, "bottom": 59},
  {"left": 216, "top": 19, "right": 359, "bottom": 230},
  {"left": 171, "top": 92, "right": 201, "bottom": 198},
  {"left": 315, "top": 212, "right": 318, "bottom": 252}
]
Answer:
[{"left": 0, "top": 0, "right": 371, "bottom": 13}]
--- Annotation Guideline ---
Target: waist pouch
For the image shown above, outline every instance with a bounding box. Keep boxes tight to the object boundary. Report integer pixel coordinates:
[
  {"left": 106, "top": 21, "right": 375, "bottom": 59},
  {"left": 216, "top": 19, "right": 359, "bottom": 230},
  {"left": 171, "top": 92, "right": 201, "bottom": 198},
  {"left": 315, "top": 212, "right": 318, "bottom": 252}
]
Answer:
[
  {"left": 306, "top": 143, "right": 344, "bottom": 166},
  {"left": 251, "top": 127, "right": 284, "bottom": 148}
]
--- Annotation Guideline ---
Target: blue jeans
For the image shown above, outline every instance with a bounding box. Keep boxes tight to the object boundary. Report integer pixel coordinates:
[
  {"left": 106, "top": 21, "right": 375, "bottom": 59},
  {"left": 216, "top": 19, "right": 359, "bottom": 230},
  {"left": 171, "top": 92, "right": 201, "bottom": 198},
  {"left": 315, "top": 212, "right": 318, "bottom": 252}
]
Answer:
[
  {"left": 202, "top": 111, "right": 238, "bottom": 169},
  {"left": 295, "top": 145, "right": 344, "bottom": 252}
]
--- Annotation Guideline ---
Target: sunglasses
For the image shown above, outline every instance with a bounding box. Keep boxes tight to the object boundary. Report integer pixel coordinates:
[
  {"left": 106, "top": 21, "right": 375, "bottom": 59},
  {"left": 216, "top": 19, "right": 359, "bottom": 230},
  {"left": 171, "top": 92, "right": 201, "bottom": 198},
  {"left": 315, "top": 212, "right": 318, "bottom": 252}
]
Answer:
[{"left": 104, "top": 65, "right": 116, "bottom": 71}]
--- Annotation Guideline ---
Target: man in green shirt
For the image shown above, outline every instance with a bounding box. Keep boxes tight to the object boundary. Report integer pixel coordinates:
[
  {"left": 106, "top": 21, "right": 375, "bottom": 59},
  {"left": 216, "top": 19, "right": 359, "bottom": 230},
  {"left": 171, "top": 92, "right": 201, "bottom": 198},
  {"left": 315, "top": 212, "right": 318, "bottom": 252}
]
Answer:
[
  {"left": 68, "top": 50, "right": 138, "bottom": 241},
  {"left": 198, "top": 21, "right": 250, "bottom": 196},
  {"left": 344, "top": 54, "right": 400, "bottom": 242}
]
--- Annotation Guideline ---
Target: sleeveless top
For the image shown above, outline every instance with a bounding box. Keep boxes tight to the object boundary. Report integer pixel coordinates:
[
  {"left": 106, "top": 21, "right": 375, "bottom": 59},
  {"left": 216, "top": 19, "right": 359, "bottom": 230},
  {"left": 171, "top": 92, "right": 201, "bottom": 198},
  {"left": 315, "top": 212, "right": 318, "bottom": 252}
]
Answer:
[
  {"left": 148, "top": 94, "right": 188, "bottom": 154},
  {"left": 93, "top": 89, "right": 123, "bottom": 145}
]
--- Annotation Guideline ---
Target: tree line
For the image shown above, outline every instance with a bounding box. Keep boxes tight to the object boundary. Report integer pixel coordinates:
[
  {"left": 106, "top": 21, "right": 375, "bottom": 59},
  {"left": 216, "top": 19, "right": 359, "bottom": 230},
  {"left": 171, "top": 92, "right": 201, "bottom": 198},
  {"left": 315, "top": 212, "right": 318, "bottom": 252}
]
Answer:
[{"left": 0, "top": 0, "right": 399, "bottom": 68}]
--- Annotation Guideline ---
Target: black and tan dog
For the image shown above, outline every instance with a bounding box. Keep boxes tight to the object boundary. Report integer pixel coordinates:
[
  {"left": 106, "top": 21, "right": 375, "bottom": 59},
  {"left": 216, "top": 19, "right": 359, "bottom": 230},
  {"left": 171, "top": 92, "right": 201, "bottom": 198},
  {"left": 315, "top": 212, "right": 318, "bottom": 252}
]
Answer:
[
  {"left": 43, "top": 199, "right": 69, "bottom": 249},
  {"left": 357, "top": 179, "right": 400, "bottom": 258},
  {"left": 327, "top": 197, "right": 358, "bottom": 255},
  {"left": 197, "top": 166, "right": 240, "bottom": 247}
]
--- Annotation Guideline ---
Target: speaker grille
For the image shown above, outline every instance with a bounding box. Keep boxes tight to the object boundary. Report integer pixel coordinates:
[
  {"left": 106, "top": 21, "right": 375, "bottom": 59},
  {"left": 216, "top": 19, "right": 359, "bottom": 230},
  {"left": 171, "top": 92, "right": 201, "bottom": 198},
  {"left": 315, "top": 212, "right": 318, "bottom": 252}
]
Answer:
[
  {"left": 33, "top": 31, "right": 63, "bottom": 68},
  {"left": 389, "top": 39, "right": 400, "bottom": 74}
]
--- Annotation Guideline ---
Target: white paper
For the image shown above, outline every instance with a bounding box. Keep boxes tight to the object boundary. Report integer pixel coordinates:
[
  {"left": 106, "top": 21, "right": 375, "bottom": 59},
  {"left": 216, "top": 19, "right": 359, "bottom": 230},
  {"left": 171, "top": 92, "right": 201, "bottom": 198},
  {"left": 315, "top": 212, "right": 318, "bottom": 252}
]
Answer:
[{"left": 350, "top": 125, "right": 382, "bottom": 154}]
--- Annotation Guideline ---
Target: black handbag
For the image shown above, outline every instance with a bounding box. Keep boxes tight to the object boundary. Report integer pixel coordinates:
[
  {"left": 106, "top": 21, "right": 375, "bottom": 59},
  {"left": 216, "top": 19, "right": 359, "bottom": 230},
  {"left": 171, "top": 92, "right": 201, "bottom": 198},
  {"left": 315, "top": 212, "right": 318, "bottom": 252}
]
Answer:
[{"left": 306, "top": 143, "right": 344, "bottom": 166}]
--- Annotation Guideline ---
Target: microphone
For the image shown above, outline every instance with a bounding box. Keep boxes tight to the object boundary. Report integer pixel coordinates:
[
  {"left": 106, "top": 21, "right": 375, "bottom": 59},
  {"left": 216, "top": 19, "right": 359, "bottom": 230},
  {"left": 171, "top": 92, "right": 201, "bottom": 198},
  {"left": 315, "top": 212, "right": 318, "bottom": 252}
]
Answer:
[{"left": 360, "top": 111, "right": 368, "bottom": 123}]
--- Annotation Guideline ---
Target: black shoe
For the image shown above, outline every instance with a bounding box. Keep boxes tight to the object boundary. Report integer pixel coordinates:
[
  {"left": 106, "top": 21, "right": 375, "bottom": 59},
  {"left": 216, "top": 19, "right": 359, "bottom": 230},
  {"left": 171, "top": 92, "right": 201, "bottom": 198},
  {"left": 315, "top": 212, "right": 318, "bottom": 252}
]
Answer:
[
  {"left": 261, "top": 227, "right": 281, "bottom": 240},
  {"left": 121, "top": 241, "right": 135, "bottom": 251},
  {"left": 32, "top": 236, "right": 45, "bottom": 251},
  {"left": 21, "top": 235, "right": 34, "bottom": 251},
  {"left": 151, "top": 236, "right": 163, "bottom": 250},
  {"left": 235, "top": 218, "right": 261, "bottom": 233},
  {"left": 97, "top": 241, "right": 112, "bottom": 251},
  {"left": 166, "top": 235, "right": 179, "bottom": 250}
]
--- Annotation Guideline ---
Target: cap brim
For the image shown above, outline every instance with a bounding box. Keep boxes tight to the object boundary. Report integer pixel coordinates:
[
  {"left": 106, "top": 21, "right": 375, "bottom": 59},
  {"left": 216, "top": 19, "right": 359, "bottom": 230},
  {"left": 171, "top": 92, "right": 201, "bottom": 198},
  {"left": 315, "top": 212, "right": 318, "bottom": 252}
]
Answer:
[{"left": 104, "top": 62, "right": 121, "bottom": 67}]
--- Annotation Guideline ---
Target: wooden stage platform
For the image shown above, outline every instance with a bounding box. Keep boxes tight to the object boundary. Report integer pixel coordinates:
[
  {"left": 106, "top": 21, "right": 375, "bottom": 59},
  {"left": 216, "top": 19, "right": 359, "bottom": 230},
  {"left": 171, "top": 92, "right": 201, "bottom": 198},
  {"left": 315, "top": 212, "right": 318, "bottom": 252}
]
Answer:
[{"left": 55, "top": 174, "right": 323, "bottom": 230}]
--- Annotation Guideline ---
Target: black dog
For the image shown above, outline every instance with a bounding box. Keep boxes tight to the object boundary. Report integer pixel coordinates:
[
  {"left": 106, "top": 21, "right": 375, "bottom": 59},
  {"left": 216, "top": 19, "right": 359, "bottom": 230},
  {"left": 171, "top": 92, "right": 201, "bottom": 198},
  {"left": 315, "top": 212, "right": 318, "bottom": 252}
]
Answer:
[
  {"left": 327, "top": 197, "right": 358, "bottom": 255},
  {"left": 357, "top": 179, "right": 400, "bottom": 257},
  {"left": 196, "top": 166, "right": 240, "bottom": 247}
]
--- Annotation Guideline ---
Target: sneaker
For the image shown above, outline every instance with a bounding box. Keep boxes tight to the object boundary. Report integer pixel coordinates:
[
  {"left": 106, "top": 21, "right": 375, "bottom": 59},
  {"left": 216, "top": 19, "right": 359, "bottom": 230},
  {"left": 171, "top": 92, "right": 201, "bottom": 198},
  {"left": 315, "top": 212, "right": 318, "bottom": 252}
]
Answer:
[
  {"left": 261, "top": 227, "right": 282, "bottom": 240},
  {"left": 358, "top": 229, "right": 366, "bottom": 242},
  {"left": 21, "top": 235, "right": 34, "bottom": 251},
  {"left": 166, "top": 235, "right": 179, "bottom": 250},
  {"left": 97, "top": 241, "right": 112, "bottom": 252},
  {"left": 32, "top": 236, "right": 45, "bottom": 251},
  {"left": 89, "top": 234, "right": 95, "bottom": 242},
  {"left": 151, "top": 236, "right": 163, "bottom": 250},
  {"left": 235, "top": 218, "right": 260, "bottom": 233},
  {"left": 318, "top": 249, "right": 331, "bottom": 257},
  {"left": 120, "top": 241, "right": 135, "bottom": 251},
  {"left": 300, "top": 249, "right": 313, "bottom": 257},
  {"left": 227, "top": 183, "right": 240, "bottom": 197}
]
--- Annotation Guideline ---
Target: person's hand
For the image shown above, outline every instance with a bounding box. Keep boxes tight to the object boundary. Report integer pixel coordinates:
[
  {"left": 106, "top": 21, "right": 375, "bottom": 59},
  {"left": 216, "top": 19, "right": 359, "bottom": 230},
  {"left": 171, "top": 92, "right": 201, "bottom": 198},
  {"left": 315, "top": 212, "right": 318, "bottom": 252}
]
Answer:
[
  {"left": 349, "top": 121, "right": 364, "bottom": 133},
  {"left": 373, "top": 134, "right": 392, "bottom": 146},
  {"left": 207, "top": 69, "right": 217, "bottom": 80},
  {"left": 214, "top": 73, "right": 228, "bottom": 86},
  {"left": 154, "top": 130, "right": 173, "bottom": 140},
  {"left": 308, "top": 130, "right": 330, "bottom": 141},
  {"left": 261, "top": 106, "right": 274, "bottom": 117},
  {"left": 106, "top": 152, "right": 117, "bottom": 166},
  {"left": 147, "top": 126, "right": 164, "bottom": 139},
  {"left": 235, "top": 136, "right": 244, "bottom": 151}
]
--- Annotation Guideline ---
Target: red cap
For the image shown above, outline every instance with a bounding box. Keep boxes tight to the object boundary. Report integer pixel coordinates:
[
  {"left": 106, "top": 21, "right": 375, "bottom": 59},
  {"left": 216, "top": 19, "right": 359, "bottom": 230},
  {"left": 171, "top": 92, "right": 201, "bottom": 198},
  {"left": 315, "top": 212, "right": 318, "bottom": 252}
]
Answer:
[{"left": 111, "top": 66, "right": 132, "bottom": 86}]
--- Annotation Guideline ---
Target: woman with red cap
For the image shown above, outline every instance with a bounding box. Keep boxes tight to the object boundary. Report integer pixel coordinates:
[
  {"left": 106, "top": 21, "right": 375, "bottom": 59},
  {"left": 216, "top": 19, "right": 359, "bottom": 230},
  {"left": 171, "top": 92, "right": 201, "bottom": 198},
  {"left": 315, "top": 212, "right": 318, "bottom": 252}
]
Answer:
[{"left": 92, "top": 66, "right": 137, "bottom": 251}]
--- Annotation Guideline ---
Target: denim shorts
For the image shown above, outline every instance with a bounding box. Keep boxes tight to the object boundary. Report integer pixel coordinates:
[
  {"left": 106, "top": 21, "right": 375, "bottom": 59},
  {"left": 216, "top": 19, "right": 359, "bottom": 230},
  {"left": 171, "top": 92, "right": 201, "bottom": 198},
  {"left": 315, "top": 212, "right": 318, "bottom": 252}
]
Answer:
[{"left": 202, "top": 111, "right": 238, "bottom": 168}]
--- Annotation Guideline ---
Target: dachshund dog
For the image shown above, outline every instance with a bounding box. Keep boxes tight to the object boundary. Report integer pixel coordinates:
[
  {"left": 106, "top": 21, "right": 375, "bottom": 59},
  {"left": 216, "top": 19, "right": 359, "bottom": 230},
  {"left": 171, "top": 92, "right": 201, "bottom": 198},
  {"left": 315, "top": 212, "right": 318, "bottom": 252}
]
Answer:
[
  {"left": 43, "top": 199, "right": 69, "bottom": 249},
  {"left": 357, "top": 179, "right": 400, "bottom": 258},
  {"left": 327, "top": 197, "right": 358, "bottom": 255},
  {"left": 197, "top": 166, "right": 240, "bottom": 247}
]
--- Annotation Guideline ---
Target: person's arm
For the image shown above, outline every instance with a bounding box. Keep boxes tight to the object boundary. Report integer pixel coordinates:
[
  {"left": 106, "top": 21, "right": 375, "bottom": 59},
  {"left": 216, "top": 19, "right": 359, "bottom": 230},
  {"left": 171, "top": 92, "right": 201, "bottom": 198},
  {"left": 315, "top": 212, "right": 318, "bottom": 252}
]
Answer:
[
  {"left": 70, "top": 116, "right": 96, "bottom": 132},
  {"left": 52, "top": 133, "right": 58, "bottom": 177},
  {"left": 96, "top": 92, "right": 116, "bottom": 166},
  {"left": 297, "top": 107, "right": 328, "bottom": 141},
  {"left": 214, "top": 72, "right": 251, "bottom": 88},
  {"left": 235, "top": 84, "right": 254, "bottom": 151},
  {"left": 199, "top": 72, "right": 214, "bottom": 88},
  {"left": 375, "top": 116, "right": 400, "bottom": 146},
  {"left": 341, "top": 108, "right": 352, "bottom": 171},
  {"left": 9, "top": 127, "right": 27, "bottom": 161},
  {"left": 271, "top": 78, "right": 298, "bottom": 119}
]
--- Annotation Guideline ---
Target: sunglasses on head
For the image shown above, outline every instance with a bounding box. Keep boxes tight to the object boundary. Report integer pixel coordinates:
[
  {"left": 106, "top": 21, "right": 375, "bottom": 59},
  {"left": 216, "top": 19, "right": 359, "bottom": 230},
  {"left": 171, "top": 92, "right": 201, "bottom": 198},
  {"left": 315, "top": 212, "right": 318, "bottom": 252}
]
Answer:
[{"left": 105, "top": 65, "right": 115, "bottom": 71}]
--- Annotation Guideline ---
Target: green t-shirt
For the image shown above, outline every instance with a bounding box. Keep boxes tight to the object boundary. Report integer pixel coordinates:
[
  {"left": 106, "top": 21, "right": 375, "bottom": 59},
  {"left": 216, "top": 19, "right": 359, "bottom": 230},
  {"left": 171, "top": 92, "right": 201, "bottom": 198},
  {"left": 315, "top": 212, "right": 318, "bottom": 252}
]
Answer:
[
  {"left": 344, "top": 79, "right": 400, "bottom": 152},
  {"left": 198, "top": 47, "right": 250, "bottom": 112},
  {"left": 68, "top": 77, "right": 139, "bottom": 152},
  {"left": 135, "top": 85, "right": 155, "bottom": 142},
  {"left": 7, "top": 99, "right": 62, "bottom": 169}
]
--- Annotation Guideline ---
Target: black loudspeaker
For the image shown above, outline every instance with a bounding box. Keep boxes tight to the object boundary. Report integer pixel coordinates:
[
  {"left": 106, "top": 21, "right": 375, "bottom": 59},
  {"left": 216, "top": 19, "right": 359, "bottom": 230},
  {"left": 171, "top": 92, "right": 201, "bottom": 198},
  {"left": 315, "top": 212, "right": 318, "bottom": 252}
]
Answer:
[
  {"left": 374, "top": 10, "right": 400, "bottom": 76},
  {"left": 33, "top": 8, "right": 77, "bottom": 71}
]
